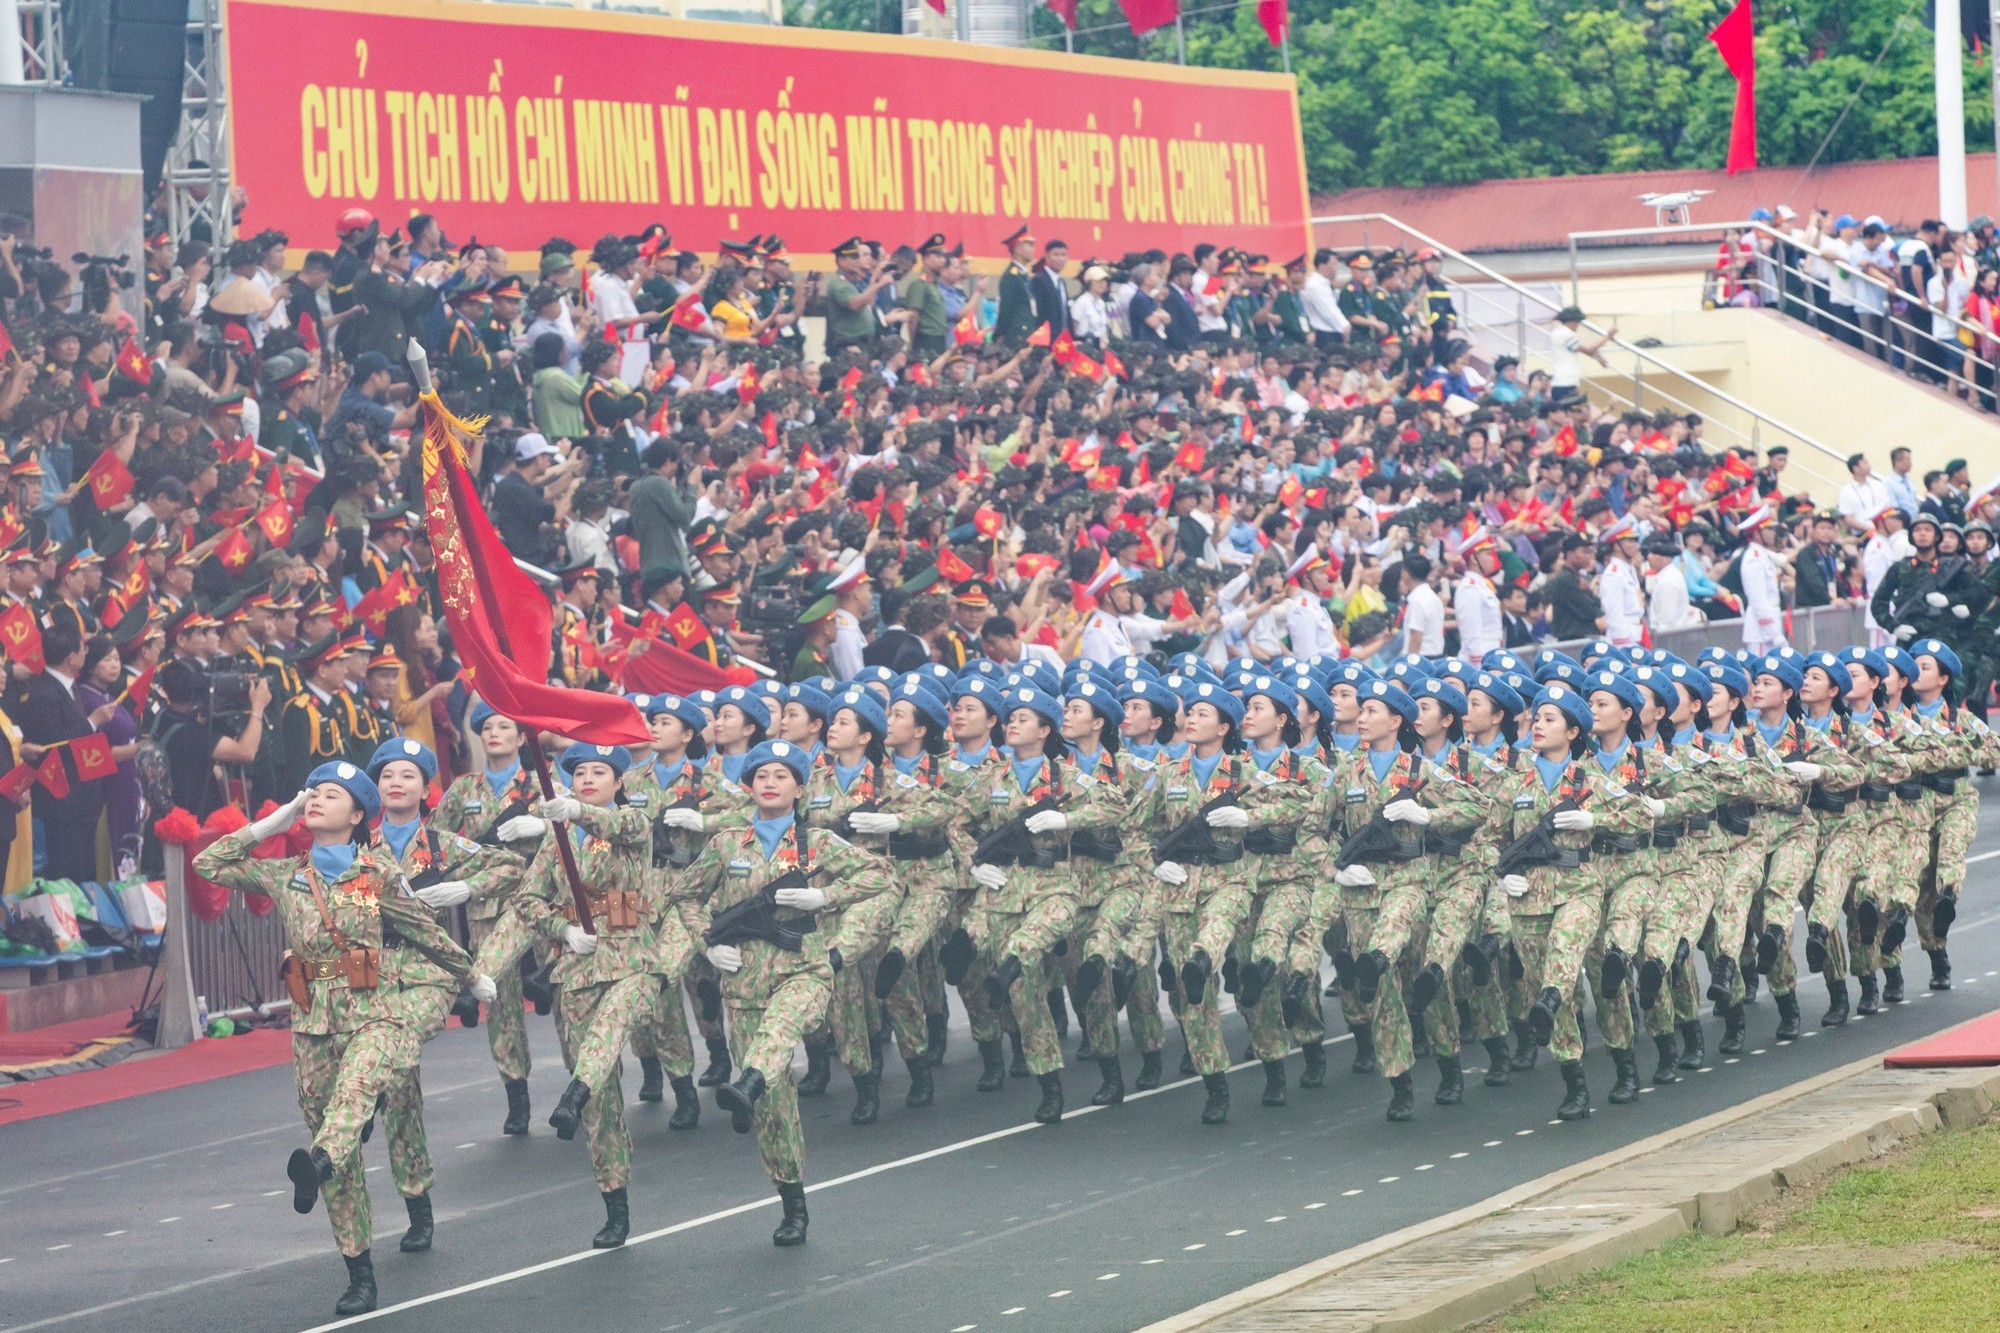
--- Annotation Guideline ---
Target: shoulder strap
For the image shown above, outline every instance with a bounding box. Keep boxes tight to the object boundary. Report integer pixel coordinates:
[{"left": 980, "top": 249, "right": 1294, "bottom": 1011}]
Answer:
[{"left": 304, "top": 863, "right": 355, "bottom": 954}]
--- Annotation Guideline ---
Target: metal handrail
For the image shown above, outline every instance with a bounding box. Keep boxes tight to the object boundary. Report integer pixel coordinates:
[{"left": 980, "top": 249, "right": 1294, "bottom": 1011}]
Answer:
[{"left": 1312, "top": 212, "right": 1852, "bottom": 487}]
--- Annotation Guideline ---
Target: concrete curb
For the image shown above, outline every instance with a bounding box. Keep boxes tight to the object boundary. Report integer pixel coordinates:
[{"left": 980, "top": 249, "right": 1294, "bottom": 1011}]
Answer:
[{"left": 1140, "top": 1017, "right": 2000, "bottom": 1333}]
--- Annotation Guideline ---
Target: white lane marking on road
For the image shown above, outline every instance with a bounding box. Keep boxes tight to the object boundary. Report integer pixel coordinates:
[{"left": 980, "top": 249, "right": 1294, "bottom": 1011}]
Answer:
[
  {"left": 210, "top": 1203, "right": 233, "bottom": 1211},
  {"left": 1183, "top": 1243, "right": 1205, "bottom": 1251},
  {"left": 1751, "top": 1049, "right": 1767, "bottom": 1055},
  {"left": 457, "top": 1143, "right": 476, "bottom": 1149},
  {"left": 1377, "top": 1176, "right": 1399, "bottom": 1184},
  {"left": 1002, "top": 1307, "right": 1025, "bottom": 1315},
  {"left": 0, "top": 1257, "right": 14, "bottom": 1264},
  {"left": 156, "top": 1217, "right": 179, "bottom": 1224},
  {"left": 1143, "top": 1258, "right": 1165, "bottom": 1264},
  {"left": 952, "top": 1325, "right": 977, "bottom": 1331},
  {"left": 1415, "top": 1164, "right": 1434, "bottom": 1171},
  {"left": 1725, "top": 1058, "right": 1740, "bottom": 1064},
  {"left": 1225, "top": 1229, "right": 1247, "bottom": 1237},
  {"left": 1483, "top": 1140, "right": 1502, "bottom": 1147},
  {"left": 46, "top": 1245, "right": 70, "bottom": 1252},
  {"left": 1450, "top": 1152, "right": 1468, "bottom": 1159},
  {"left": 1265, "top": 1216, "right": 1286, "bottom": 1223},
  {"left": 1342, "top": 1189, "right": 1363, "bottom": 1197},
  {"left": 1098, "top": 1272, "right": 1119, "bottom": 1280},
  {"left": 1047, "top": 1289, "right": 1071, "bottom": 1298},
  {"left": 1305, "top": 1202, "right": 1326, "bottom": 1209},
  {"left": 262, "top": 1190, "right": 285, "bottom": 1197},
  {"left": 102, "top": 1231, "right": 125, "bottom": 1238},
  {"left": 1515, "top": 1129, "right": 1534, "bottom": 1137}
]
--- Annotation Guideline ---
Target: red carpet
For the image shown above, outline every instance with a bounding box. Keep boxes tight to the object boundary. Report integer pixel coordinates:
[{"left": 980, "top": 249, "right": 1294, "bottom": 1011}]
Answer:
[
  {"left": 0, "top": 1011, "right": 136, "bottom": 1062},
  {"left": 1883, "top": 1006, "right": 2000, "bottom": 1069},
  {"left": 0, "top": 1028, "right": 294, "bottom": 1126}
]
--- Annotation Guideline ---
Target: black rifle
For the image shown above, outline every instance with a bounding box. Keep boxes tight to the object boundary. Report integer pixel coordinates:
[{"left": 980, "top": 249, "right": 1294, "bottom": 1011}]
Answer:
[
  {"left": 1068, "top": 828, "right": 1124, "bottom": 863},
  {"left": 1889, "top": 555, "right": 1967, "bottom": 626},
  {"left": 651, "top": 789, "right": 709, "bottom": 869},
  {"left": 1149, "top": 792, "right": 1242, "bottom": 866},
  {"left": 475, "top": 795, "right": 535, "bottom": 849},
  {"left": 973, "top": 796, "right": 1060, "bottom": 869},
  {"left": 705, "top": 814, "right": 815, "bottom": 954},
  {"left": 831, "top": 797, "right": 879, "bottom": 841},
  {"left": 1332, "top": 776, "right": 1427, "bottom": 870},
  {"left": 1494, "top": 797, "right": 1585, "bottom": 877}
]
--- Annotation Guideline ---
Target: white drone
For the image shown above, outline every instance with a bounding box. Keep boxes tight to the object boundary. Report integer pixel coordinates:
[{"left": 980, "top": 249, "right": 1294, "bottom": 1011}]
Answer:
[{"left": 1639, "top": 190, "right": 1714, "bottom": 227}]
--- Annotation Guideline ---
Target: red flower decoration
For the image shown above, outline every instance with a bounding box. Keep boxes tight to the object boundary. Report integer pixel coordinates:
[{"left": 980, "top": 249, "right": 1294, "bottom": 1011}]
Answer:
[{"left": 153, "top": 806, "right": 201, "bottom": 845}]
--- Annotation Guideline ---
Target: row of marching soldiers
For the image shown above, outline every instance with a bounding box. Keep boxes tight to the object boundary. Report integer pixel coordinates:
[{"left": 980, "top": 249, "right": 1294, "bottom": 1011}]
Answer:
[{"left": 190, "top": 629, "right": 1993, "bottom": 1318}]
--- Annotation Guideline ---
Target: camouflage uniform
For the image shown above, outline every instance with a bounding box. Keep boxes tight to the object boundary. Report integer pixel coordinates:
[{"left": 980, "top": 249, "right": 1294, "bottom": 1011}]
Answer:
[
  {"left": 511, "top": 801, "right": 692, "bottom": 1191},
  {"left": 1799, "top": 710, "right": 1916, "bottom": 996},
  {"left": 1867, "top": 705, "right": 1950, "bottom": 980},
  {"left": 1743, "top": 718, "right": 1861, "bottom": 1003},
  {"left": 674, "top": 819, "right": 894, "bottom": 1183},
  {"left": 193, "top": 829, "right": 473, "bottom": 1257},
  {"left": 1082, "top": 747, "right": 1173, "bottom": 1060},
  {"left": 1909, "top": 702, "right": 2000, "bottom": 960},
  {"left": 872, "top": 752, "right": 963, "bottom": 1061},
  {"left": 378, "top": 822, "right": 523, "bottom": 1199},
  {"left": 1410, "top": 743, "right": 1505, "bottom": 1057},
  {"left": 1227, "top": 747, "right": 1323, "bottom": 1064},
  {"left": 939, "top": 746, "right": 1018, "bottom": 1051},
  {"left": 433, "top": 765, "right": 550, "bottom": 1082},
  {"left": 1688, "top": 726, "right": 1798, "bottom": 1010},
  {"left": 624, "top": 756, "right": 716, "bottom": 1084}
]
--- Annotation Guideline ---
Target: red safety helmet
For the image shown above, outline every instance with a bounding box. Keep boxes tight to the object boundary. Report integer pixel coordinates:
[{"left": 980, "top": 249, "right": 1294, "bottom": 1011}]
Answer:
[{"left": 334, "top": 207, "right": 376, "bottom": 238}]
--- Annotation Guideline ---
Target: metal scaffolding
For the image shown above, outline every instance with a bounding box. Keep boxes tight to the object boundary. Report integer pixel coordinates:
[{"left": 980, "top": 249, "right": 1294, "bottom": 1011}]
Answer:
[{"left": 160, "top": 0, "right": 230, "bottom": 249}]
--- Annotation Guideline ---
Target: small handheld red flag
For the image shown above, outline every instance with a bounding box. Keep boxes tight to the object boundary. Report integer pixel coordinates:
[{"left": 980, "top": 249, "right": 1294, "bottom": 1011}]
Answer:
[
  {"left": 0, "top": 603, "right": 42, "bottom": 672},
  {"left": 1026, "top": 323, "right": 1053, "bottom": 348},
  {"left": 34, "top": 748, "right": 68, "bottom": 800},
  {"left": 82, "top": 449, "right": 135, "bottom": 509},
  {"left": 71, "top": 732, "right": 114, "bottom": 782},
  {"left": 1173, "top": 441, "right": 1207, "bottom": 472},
  {"left": 120, "top": 663, "right": 154, "bottom": 714},
  {"left": 213, "top": 525, "right": 255, "bottom": 574},
  {"left": 669, "top": 292, "right": 712, "bottom": 334},
  {"left": 114, "top": 336, "right": 156, "bottom": 386},
  {"left": 0, "top": 761, "right": 34, "bottom": 802},
  {"left": 936, "top": 547, "right": 977, "bottom": 583},
  {"left": 1169, "top": 587, "right": 1197, "bottom": 619},
  {"left": 254, "top": 499, "right": 295, "bottom": 549},
  {"left": 1050, "top": 330, "right": 1078, "bottom": 367},
  {"left": 1103, "top": 349, "right": 1128, "bottom": 380},
  {"left": 953, "top": 310, "right": 985, "bottom": 346}
]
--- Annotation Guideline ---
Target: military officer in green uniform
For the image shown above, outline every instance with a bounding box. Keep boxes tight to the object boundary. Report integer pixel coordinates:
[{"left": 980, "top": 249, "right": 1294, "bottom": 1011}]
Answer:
[
  {"left": 903, "top": 234, "right": 954, "bottom": 360},
  {"left": 994, "top": 224, "right": 1038, "bottom": 343}
]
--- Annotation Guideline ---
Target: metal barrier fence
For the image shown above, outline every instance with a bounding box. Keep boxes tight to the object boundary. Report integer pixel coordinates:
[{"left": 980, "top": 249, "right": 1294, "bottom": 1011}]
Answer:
[
  {"left": 183, "top": 897, "right": 289, "bottom": 1020},
  {"left": 1527, "top": 602, "right": 1869, "bottom": 665}
]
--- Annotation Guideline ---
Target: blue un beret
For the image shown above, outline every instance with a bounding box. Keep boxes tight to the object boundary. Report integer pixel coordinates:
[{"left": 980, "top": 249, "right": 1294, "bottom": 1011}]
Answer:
[
  {"left": 1804, "top": 651, "right": 1852, "bottom": 698},
  {"left": 1184, "top": 679, "right": 1246, "bottom": 726},
  {"left": 1359, "top": 679, "right": 1417, "bottom": 725},
  {"left": 1531, "top": 683, "right": 1591, "bottom": 733},
  {"left": 1750, "top": 653, "right": 1804, "bottom": 694},
  {"left": 306, "top": 760, "right": 382, "bottom": 823},
  {"left": 368, "top": 737, "right": 437, "bottom": 784},
  {"left": 717, "top": 685, "right": 771, "bottom": 730},
  {"left": 833, "top": 687, "right": 890, "bottom": 738},
  {"left": 560, "top": 742, "right": 631, "bottom": 779},
  {"left": 1911, "top": 638, "right": 1962, "bottom": 680},
  {"left": 742, "top": 739, "right": 809, "bottom": 785}
]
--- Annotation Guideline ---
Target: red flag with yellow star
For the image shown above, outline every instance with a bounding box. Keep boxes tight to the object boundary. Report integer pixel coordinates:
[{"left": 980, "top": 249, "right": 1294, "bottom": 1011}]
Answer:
[{"left": 213, "top": 526, "right": 255, "bottom": 574}]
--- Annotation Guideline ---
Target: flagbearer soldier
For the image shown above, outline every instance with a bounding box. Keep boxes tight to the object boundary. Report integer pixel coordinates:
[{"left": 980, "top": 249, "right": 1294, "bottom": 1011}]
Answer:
[
  {"left": 675, "top": 739, "right": 896, "bottom": 1246},
  {"left": 193, "top": 761, "right": 496, "bottom": 1318},
  {"left": 995, "top": 225, "right": 1038, "bottom": 343}
]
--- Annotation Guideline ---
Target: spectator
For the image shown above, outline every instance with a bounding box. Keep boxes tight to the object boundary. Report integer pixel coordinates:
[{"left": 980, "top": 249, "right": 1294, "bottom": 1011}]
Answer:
[
  {"left": 1836, "top": 452, "right": 1892, "bottom": 537},
  {"left": 490, "top": 432, "right": 579, "bottom": 567}
]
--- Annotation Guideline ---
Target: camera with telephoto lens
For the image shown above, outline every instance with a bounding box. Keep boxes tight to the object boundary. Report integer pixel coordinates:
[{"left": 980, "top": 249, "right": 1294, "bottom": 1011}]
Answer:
[{"left": 73, "top": 254, "right": 135, "bottom": 289}]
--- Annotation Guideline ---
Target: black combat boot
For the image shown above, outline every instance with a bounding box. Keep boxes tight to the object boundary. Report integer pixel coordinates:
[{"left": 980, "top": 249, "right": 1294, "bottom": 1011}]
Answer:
[
  {"left": 548, "top": 1078, "right": 591, "bottom": 1141},
  {"left": 1510, "top": 1020, "right": 1539, "bottom": 1073},
  {"left": 1857, "top": 898, "right": 1880, "bottom": 946},
  {"left": 1677, "top": 1020, "right": 1706, "bottom": 1070},
  {"left": 1008, "top": 1030, "right": 1031, "bottom": 1078},
  {"left": 716, "top": 1067, "right": 766, "bottom": 1134},
  {"left": 1350, "top": 1025, "right": 1379, "bottom": 1075},
  {"left": 1773, "top": 990, "right": 1802, "bottom": 1041},
  {"left": 1073, "top": 954, "right": 1106, "bottom": 1003},
  {"left": 772, "top": 1182, "right": 808, "bottom": 1247},
  {"left": 1856, "top": 973, "right": 1881, "bottom": 1016},
  {"left": 1805, "top": 922, "right": 1831, "bottom": 973},
  {"left": 905, "top": 1056, "right": 935, "bottom": 1109},
  {"left": 638, "top": 1057, "right": 665, "bottom": 1103},
  {"left": 593, "top": 1187, "right": 629, "bottom": 1249},
  {"left": 1742, "top": 965, "right": 1761, "bottom": 1005},
  {"left": 696, "top": 975, "right": 723, "bottom": 1024},
  {"left": 1281, "top": 970, "right": 1313, "bottom": 1027},
  {"left": 927, "top": 1011, "right": 949, "bottom": 1067},
  {"left": 451, "top": 989, "right": 481, "bottom": 1030},
  {"left": 976, "top": 1039, "right": 1007, "bottom": 1092},
  {"left": 289, "top": 1146, "right": 334, "bottom": 1215},
  {"left": 1111, "top": 957, "right": 1137, "bottom": 1009},
  {"left": 1180, "top": 949, "right": 1215, "bottom": 1001},
  {"left": 1299, "top": 1041, "right": 1327, "bottom": 1089},
  {"left": 1529, "top": 985, "right": 1563, "bottom": 1047},
  {"left": 502, "top": 1078, "right": 531, "bottom": 1136},
  {"left": 1238, "top": 958, "right": 1277, "bottom": 1010},
  {"left": 940, "top": 927, "right": 976, "bottom": 986},
  {"left": 399, "top": 1192, "right": 433, "bottom": 1252},
  {"left": 1033, "top": 1070, "right": 1064, "bottom": 1124},
  {"left": 1408, "top": 961, "right": 1446, "bottom": 1018},
  {"left": 849, "top": 1071, "right": 880, "bottom": 1126},
  {"left": 1434, "top": 1055, "right": 1464, "bottom": 1106},
  {"left": 1652, "top": 1034, "right": 1681, "bottom": 1085},
  {"left": 1355, "top": 950, "right": 1391, "bottom": 1007},
  {"left": 1636, "top": 957, "right": 1666, "bottom": 1012},
  {"left": 1719, "top": 1003, "right": 1747, "bottom": 1055},
  {"left": 668, "top": 1075, "right": 700, "bottom": 1130},
  {"left": 1221, "top": 953, "right": 1240, "bottom": 998},
  {"left": 1200, "top": 1071, "right": 1230, "bottom": 1124},
  {"left": 796, "top": 1039, "right": 832, "bottom": 1097},
  {"left": 698, "top": 1037, "right": 733, "bottom": 1088},
  {"left": 1707, "top": 955, "right": 1738, "bottom": 1009},
  {"left": 1482, "top": 1036, "right": 1513, "bottom": 1087},
  {"left": 1883, "top": 965, "right": 1907, "bottom": 1003},
  {"left": 335, "top": 1250, "right": 376, "bottom": 1316},
  {"left": 1929, "top": 948, "right": 1953, "bottom": 991},
  {"left": 1555, "top": 1060, "right": 1591, "bottom": 1121},
  {"left": 1933, "top": 893, "right": 1958, "bottom": 940},
  {"left": 1135, "top": 1049, "right": 1164, "bottom": 1091},
  {"left": 1385, "top": 1072, "right": 1416, "bottom": 1122},
  {"left": 1755, "top": 925, "right": 1784, "bottom": 976},
  {"left": 991, "top": 955, "right": 1028, "bottom": 1009},
  {"left": 1091, "top": 1056, "right": 1124, "bottom": 1106},
  {"left": 1607, "top": 1047, "right": 1640, "bottom": 1104},
  {"left": 1881, "top": 906, "right": 1911, "bottom": 955},
  {"left": 1821, "top": 978, "right": 1850, "bottom": 1027},
  {"left": 1260, "top": 1059, "right": 1287, "bottom": 1107},
  {"left": 873, "top": 947, "right": 907, "bottom": 999},
  {"left": 1599, "top": 946, "right": 1629, "bottom": 997}
]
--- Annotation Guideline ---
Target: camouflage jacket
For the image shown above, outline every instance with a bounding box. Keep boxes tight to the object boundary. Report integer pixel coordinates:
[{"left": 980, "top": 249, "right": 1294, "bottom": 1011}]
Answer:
[
  {"left": 376, "top": 818, "right": 524, "bottom": 990},
  {"left": 516, "top": 801, "right": 692, "bottom": 987},
  {"left": 432, "top": 764, "right": 548, "bottom": 920},
  {"left": 1489, "top": 756, "right": 1649, "bottom": 912}
]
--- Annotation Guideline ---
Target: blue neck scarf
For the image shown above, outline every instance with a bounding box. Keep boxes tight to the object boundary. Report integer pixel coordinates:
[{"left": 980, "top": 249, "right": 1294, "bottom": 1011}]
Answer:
[
  {"left": 1126, "top": 740, "right": 1162, "bottom": 763},
  {"left": 955, "top": 741, "right": 993, "bottom": 766},
  {"left": 485, "top": 759, "right": 522, "bottom": 794},
  {"left": 1367, "top": 746, "right": 1398, "bottom": 782},
  {"left": 1850, "top": 706, "right": 1874, "bottom": 728},
  {"left": 1164, "top": 740, "right": 1190, "bottom": 761},
  {"left": 834, "top": 758, "right": 867, "bottom": 793},
  {"left": 1594, "top": 739, "right": 1629, "bottom": 773},
  {"left": 891, "top": 751, "right": 923, "bottom": 776},
  {"left": 1250, "top": 742, "right": 1286, "bottom": 772},
  {"left": 1010, "top": 756, "right": 1046, "bottom": 793},
  {"left": 1420, "top": 740, "right": 1451, "bottom": 767},
  {"left": 1755, "top": 718, "right": 1790, "bottom": 747},
  {"left": 1333, "top": 731, "right": 1362, "bottom": 753},
  {"left": 652, "top": 756, "right": 687, "bottom": 788},
  {"left": 1705, "top": 727, "right": 1735, "bottom": 744},
  {"left": 379, "top": 815, "right": 421, "bottom": 862},
  {"left": 1802, "top": 709, "right": 1835, "bottom": 733},
  {"left": 721, "top": 750, "right": 748, "bottom": 784},
  {"left": 1917, "top": 697, "right": 1946, "bottom": 718},
  {"left": 1468, "top": 736, "right": 1507, "bottom": 761},
  {"left": 752, "top": 812, "right": 793, "bottom": 860},
  {"left": 1671, "top": 725, "right": 1698, "bottom": 748},
  {"left": 1189, "top": 749, "right": 1224, "bottom": 790},
  {"left": 311, "top": 843, "right": 357, "bottom": 880},
  {"left": 1533, "top": 755, "right": 1569, "bottom": 792},
  {"left": 1072, "top": 745, "right": 1103, "bottom": 777}
]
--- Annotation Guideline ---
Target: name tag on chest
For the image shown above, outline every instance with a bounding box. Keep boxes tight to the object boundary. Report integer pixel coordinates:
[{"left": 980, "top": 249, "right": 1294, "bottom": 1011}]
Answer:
[
  {"left": 989, "top": 788, "right": 1011, "bottom": 804},
  {"left": 726, "top": 858, "right": 753, "bottom": 878},
  {"left": 809, "top": 794, "right": 833, "bottom": 809},
  {"left": 1345, "top": 787, "right": 1368, "bottom": 804}
]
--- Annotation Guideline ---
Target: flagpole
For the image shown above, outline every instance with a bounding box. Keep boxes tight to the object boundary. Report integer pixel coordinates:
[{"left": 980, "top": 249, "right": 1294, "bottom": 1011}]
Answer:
[
  {"left": 1991, "top": 0, "right": 2000, "bottom": 219},
  {"left": 1938, "top": 0, "right": 1968, "bottom": 226},
  {"left": 408, "top": 345, "right": 596, "bottom": 935},
  {"left": 1280, "top": 24, "right": 1291, "bottom": 72},
  {"left": 1175, "top": 12, "right": 1186, "bottom": 63}
]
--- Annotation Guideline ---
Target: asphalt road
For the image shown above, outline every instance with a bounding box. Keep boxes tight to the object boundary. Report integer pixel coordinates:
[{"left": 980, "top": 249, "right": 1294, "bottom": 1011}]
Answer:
[{"left": 7, "top": 811, "right": 2000, "bottom": 1333}]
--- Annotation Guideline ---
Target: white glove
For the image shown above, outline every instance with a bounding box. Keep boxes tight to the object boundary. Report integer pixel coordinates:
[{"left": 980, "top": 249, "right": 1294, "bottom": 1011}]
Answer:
[
  {"left": 413, "top": 879, "right": 471, "bottom": 909},
  {"left": 1025, "top": 809, "right": 1069, "bottom": 834},
  {"left": 1953, "top": 604, "right": 1971, "bottom": 619},
  {"left": 1640, "top": 796, "right": 1667, "bottom": 820},
  {"left": 972, "top": 863, "right": 1008, "bottom": 891},
  {"left": 1926, "top": 591, "right": 1949, "bottom": 609},
  {"left": 469, "top": 974, "right": 497, "bottom": 1003},
  {"left": 562, "top": 925, "right": 598, "bottom": 955},
  {"left": 1382, "top": 798, "right": 1432, "bottom": 826},
  {"left": 539, "top": 795, "right": 583, "bottom": 823},
  {"left": 1334, "top": 864, "right": 1377, "bottom": 888},
  {"left": 249, "top": 789, "right": 308, "bottom": 840},
  {"left": 1552, "top": 808, "right": 1595, "bottom": 832},
  {"left": 847, "top": 811, "right": 901, "bottom": 835},
  {"left": 705, "top": 943, "right": 742, "bottom": 973},
  {"left": 1204, "top": 805, "right": 1250, "bottom": 829},
  {"left": 662, "top": 807, "right": 705, "bottom": 832},
  {"left": 1153, "top": 859, "right": 1189, "bottom": 886},
  {"left": 774, "top": 884, "right": 828, "bottom": 911},
  {"left": 497, "top": 815, "right": 547, "bottom": 841},
  {"left": 1501, "top": 873, "right": 1532, "bottom": 898},
  {"left": 1896, "top": 624, "right": 1918, "bottom": 642},
  {"left": 1785, "top": 760, "right": 1823, "bottom": 783}
]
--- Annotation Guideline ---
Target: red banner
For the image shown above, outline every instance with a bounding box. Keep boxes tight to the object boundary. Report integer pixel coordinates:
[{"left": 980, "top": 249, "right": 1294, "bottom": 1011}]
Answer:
[{"left": 224, "top": 0, "right": 1309, "bottom": 264}]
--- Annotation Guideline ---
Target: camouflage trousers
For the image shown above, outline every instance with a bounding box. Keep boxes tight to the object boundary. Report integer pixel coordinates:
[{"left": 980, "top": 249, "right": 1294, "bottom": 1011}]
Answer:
[
  {"left": 815, "top": 892, "right": 903, "bottom": 1074},
  {"left": 686, "top": 957, "right": 729, "bottom": 1047},
  {"left": 629, "top": 976, "right": 696, "bottom": 1080},
  {"left": 383, "top": 984, "right": 454, "bottom": 1198},
  {"left": 1338, "top": 881, "right": 1428, "bottom": 1081},
  {"left": 951, "top": 895, "right": 1014, "bottom": 1045},
  {"left": 984, "top": 891, "right": 1077, "bottom": 1076},
  {"left": 1083, "top": 877, "right": 1164, "bottom": 1054},
  {"left": 555, "top": 973, "right": 653, "bottom": 1191},
  {"left": 1416, "top": 865, "right": 1509, "bottom": 1052},
  {"left": 1929, "top": 789, "right": 1979, "bottom": 902},
  {"left": 1535, "top": 893, "right": 1612, "bottom": 1062},
  {"left": 1756, "top": 819, "right": 1820, "bottom": 997},
  {"left": 881, "top": 882, "right": 956, "bottom": 1061},
  {"left": 295, "top": 1019, "right": 419, "bottom": 1257},
  {"left": 1805, "top": 819, "right": 1876, "bottom": 986},
  {"left": 1510, "top": 912, "right": 1584, "bottom": 1063},
  {"left": 1161, "top": 907, "right": 1229, "bottom": 1075},
  {"left": 468, "top": 912, "right": 530, "bottom": 1081},
  {"left": 1301, "top": 913, "right": 1372, "bottom": 1047},
  {"left": 1697, "top": 833, "right": 1767, "bottom": 1008},
  {"left": 1057, "top": 901, "right": 1119, "bottom": 1057},
  {"left": 728, "top": 968, "right": 833, "bottom": 1185},
  {"left": 1228, "top": 887, "right": 1300, "bottom": 1064},
  {"left": 1867, "top": 805, "right": 1935, "bottom": 975}
]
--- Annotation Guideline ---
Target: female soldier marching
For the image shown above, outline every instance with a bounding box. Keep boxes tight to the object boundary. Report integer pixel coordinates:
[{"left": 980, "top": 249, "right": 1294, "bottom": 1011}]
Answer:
[{"left": 194, "top": 762, "right": 494, "bottom": 1316}]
